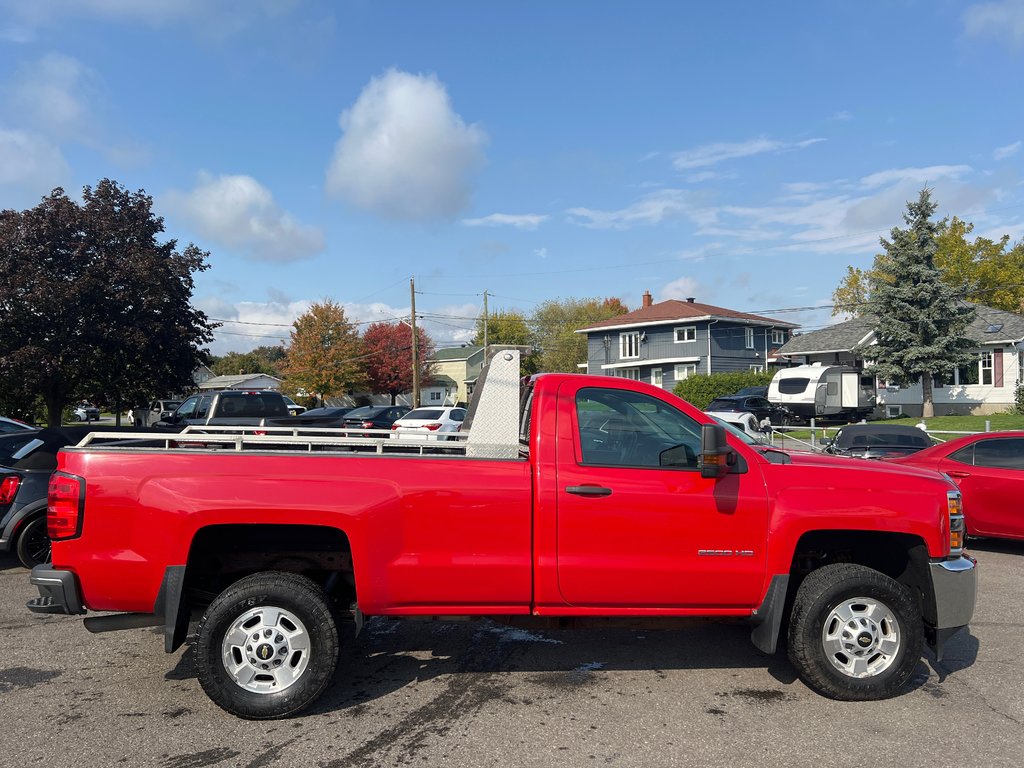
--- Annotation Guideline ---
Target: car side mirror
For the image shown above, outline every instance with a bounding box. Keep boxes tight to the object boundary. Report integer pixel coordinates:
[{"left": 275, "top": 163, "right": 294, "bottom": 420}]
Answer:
[{"left": 699, "top": 423, "right": 736, "bottom": 479}]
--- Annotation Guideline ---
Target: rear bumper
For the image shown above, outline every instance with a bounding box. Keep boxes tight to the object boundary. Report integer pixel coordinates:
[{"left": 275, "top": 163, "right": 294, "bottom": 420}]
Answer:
[{"left": 26, "top": 566, "right": 85, "bottom": 615}]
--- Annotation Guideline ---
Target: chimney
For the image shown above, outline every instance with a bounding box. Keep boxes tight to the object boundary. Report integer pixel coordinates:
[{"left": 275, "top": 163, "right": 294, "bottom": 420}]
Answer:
[
  {"left": 642, "top": 290, "right": 653, "bottom": 309},
  {"left": 686, "top": 297, "right": 695, "bottom": 303}
]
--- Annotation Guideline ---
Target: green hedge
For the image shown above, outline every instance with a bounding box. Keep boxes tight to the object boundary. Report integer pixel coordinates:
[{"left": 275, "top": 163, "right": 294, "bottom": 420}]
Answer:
[{"left": 672, "top": 370, "right": 775, "bottom": 410}]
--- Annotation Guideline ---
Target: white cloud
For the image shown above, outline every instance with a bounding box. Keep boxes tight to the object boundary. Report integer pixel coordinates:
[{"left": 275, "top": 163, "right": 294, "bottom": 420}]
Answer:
[
  {"left": 829, "top": 111, "right": 853, "bottom": 121},
  {"left": 534, "top": 247, "right": 548, "bottom": 259},
  {"left": 859, "top": 165, "right": 972, "bottom": 189},
  {"left": 671, "top": 137, "right": 824, "bottom": 170},
  {"left": 683, "top": 170, "right": 735, "bottom": 183},
  {"left": 326, "top": 69, "right": 487, "bottom": 220},
  {"left": 0, "top": 127, "right": 70, "bottom": 198},
  {"left": 7, "top": 54, "right": 99, "bottom": 140},
  {"left": 963, "top": 1, "right": 1024, "bottom": 49},
  {"left": 566, "top": 189, "right": 692, "bottom": 229},
  {"left": 660, "top": 276, "right": 701, "bottom": 301},
  {"left": 994, "top": 140, "right": 1021, "bottom": 160},
  {"left": 461, "top": 213, "right": 548, "bottom": 230},
  {"left": 167, "top": 172, "right": 324, "bottom": 263}
]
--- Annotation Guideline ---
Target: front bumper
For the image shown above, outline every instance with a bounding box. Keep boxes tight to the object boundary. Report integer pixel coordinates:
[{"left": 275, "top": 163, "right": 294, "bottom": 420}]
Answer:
[
  {"left": 926, "top": 554, "right": 977, "bottom": 659},
  {"left": 26, "top": 566, "right": 85, "bottom": 615}
]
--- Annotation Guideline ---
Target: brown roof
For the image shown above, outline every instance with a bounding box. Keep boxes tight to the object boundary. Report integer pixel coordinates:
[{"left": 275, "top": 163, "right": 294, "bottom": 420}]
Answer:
[{"left": 580, "top": 299, "right": 798, "bottom": 332}]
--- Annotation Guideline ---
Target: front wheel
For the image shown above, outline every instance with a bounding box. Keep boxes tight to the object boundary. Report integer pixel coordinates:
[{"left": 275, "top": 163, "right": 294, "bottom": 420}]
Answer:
[
  {"left": 195, "top": 571, "right": 340, "bottom": 719},
  {"left": 787, "top": 563, "right": 922, "bottom": 700}
]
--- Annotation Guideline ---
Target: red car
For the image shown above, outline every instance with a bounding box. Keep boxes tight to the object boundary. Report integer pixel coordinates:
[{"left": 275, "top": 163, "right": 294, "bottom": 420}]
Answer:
[{"left": 889, "top": 431, "right": 1024, "bottom": 540}]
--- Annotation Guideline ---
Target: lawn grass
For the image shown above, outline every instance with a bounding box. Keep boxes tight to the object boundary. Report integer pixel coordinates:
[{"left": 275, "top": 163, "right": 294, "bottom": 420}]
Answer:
[{"left": 771, "top": 411, "right": 1024, "bottom": 445}]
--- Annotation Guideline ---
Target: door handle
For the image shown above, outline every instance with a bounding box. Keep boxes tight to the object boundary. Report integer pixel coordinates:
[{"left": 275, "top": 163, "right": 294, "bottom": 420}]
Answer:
[
  {"left": 566, "top": 485, "right": 613, "bottom": 497},
  {"left": 946, "top": 470, "right": 970, "bottom": 479}
]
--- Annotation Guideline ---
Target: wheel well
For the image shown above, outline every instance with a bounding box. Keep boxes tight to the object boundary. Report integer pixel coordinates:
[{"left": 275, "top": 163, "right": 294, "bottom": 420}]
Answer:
[
  {"left": 185, "top": 524, "right": 355, "bottom": 609},
  {"left": 789, "top": 530, "right": 932, "bottom": 617}
]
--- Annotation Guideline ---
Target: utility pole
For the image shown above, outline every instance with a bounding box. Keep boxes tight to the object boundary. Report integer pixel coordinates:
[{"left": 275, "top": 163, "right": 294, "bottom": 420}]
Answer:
[
  {"left": 410, "top": 278, "right": 420, "bottom": 408},
  {"left": 482, "top": 289, "right": 488, "bottom": 351}
]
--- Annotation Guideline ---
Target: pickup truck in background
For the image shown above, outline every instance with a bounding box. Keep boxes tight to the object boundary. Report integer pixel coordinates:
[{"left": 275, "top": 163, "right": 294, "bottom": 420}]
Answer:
[
  {"left": 156, "top": 389, "right": 290, "bottom": 427},
  {"left": 28, "top": 351, "right": 976, "bottom": 719}
]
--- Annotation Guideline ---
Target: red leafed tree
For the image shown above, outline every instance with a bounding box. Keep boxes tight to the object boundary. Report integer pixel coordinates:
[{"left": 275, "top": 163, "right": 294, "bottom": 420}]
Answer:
[{"left": 362, "top": 322, "right": 436, "bottom": 404}]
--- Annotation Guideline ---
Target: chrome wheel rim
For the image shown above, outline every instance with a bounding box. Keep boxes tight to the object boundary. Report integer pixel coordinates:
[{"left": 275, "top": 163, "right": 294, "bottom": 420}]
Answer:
[
  {"left": 821, "top": 597, "right": 901, "bottom": 678},
  {"left": 221, "top": 605, "right": 311, "bottom": 694}
]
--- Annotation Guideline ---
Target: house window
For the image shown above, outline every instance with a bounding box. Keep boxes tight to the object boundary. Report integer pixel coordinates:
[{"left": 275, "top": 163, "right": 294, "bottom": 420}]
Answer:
[
  {"left": 744, "top": 327, "right": 754, "bottom": 349},
  {"left": 771, "top": 329, "right": 786, "bottom": 345},
  {"left": 429, "top": 391, "right": 441, "bottom": 402},
  {"left": 981, "top": 351, "right": 994, "bottom": 385},
  {"left": 674, "top": 363, "right": 697, "bottom": 380},
  {"left": 674, "top": 326, "right": 696, "bottom": 343},
  {"left": 886, "top": 405, "right": 903, "bottom": 418},
  {"left": 652, "top": 368, "right": 663, "bottom": 387},
  {"left": 619, "top": 368, "right": 640, "bottom": 380},
  {"left": 956, "top": 359, "right": 980, "bottom": 385},
  {"left": 620, "top": 332, "right": 640, "bottom": 359}
]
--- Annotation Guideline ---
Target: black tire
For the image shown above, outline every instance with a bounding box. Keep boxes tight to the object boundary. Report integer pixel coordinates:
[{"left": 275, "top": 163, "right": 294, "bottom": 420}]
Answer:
[
  {"left": 195, "top": 571, "right": 340, "bottom": 719},
  {"left": 16, "top": 516, "right": 51, "bottom": 569},
  {"left": 787, "top": 563, "right": 922, "bottom": 701}
]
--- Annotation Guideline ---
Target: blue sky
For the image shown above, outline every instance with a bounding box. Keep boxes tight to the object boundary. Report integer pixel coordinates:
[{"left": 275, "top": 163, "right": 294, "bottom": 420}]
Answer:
[{"left": 2, "top": 0, "right": 1023, "bottom": 354}]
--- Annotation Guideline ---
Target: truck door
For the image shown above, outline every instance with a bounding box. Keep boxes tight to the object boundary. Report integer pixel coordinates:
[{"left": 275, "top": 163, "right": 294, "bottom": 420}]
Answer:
[{"left": 555, "top": 381, "right": 768, "bottom": 609}]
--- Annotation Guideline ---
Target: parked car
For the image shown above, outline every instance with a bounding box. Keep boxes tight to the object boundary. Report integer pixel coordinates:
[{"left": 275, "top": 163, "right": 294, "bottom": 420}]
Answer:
[
  {"left": 709, "top": 411, "right": 768, "bottom": 442},
  {"left": 265, "top": 407, "right": 356, "bottom": 429},
  {"left": 823, "top": 424, "right": 934, "bottom": 460},
  {"left": 282, "top": 396, "right": 307, "bottom": 417},
  {"left": 705, "top": 395, "right": 793, "bottom": 426},
  {"left": 72, "top": 402, "right": 100, "bottom": 422},
  {"left": 0, "top": 416, "right": 33, "bottom": 433},
  {"left": 158, "top": 390, "right": 290, "bottom": 427},
  {"left": 889, "top": 431, "right": 1024, "bottom": 540},
  {"left": 1, "top": 425, "right": 183, "bottom": 568},
  {"left": 149, "top": 399, "right": 183, "bottom": 423},
  {"left": 391, "top": 406, "right": 466, "bottom": 440},
  {"left": 341, "top": 405, "right": 411, "bottom": 436}
]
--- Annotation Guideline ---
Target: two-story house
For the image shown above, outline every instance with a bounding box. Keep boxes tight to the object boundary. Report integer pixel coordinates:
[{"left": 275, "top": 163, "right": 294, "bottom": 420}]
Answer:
[{"left": 577, "top": 291, "right": 798, "bottom": 390}]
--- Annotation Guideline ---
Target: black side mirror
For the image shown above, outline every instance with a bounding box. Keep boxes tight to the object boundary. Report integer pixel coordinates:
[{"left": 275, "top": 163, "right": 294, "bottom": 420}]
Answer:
[{"left": 699, "top": 423, "right": 735, "bottom": 479}]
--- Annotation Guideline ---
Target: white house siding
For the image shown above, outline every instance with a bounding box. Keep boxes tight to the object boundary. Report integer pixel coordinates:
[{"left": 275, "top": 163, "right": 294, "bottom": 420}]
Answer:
[{"left": 876, "top": 345, "right": 1022, "bottom": 416}]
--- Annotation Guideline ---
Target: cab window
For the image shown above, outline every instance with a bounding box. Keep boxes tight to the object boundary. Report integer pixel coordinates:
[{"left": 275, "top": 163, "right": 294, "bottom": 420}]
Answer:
[{"left": 575, "top": 387, "right": 701, "bottom": 469}]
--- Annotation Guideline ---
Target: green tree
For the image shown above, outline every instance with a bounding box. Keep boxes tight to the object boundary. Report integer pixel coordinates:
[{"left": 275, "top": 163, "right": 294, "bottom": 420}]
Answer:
[
  {"left": 472, "top": 309, "right": 532, "bottom": 347},
  {"left": 531, "top": 297, "right": 629, "bottom": 373},
  {"left": 280, "top": 300, "right": 364, "bottom": 404},
  {"left": 859, "top": 189, "right": 975, "bottom": 418},
  {"left": 362, "top": 321, "right": 436, "bottom": 404},
  {"left": 211, "top": 346, "right": 285, "bottom": 377},
  {"left": 0, "top": 182, "right": 214, "bottom": 426}
]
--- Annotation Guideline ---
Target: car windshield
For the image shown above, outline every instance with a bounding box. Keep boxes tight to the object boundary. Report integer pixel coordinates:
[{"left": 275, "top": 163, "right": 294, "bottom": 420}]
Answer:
[
  {"left": 836, "top": 427, "right": 931, "bottom": 449},
  {"left": 403, "top": 409, "right": 445, "bottom": 420},
  {"left": 706, "top": 399, "right": 740, "bottom": 411},
  {"left": 0, "top": 431, "right": 44, "bottom": 467}
]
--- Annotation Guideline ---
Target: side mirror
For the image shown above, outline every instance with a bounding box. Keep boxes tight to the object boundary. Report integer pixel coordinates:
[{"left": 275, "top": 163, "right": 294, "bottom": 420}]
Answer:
[{"left": 700, "top": 423, "right": 735, "bottom": 479}]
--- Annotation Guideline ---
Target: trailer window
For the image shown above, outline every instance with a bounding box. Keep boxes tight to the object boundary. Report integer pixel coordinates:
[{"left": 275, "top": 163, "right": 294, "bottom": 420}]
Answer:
[{"left": 778, "top": 377, "right": 810, "bottom": 395}]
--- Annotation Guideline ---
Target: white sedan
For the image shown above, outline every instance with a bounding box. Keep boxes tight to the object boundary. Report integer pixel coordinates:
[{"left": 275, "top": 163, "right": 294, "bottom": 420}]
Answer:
[{"left": 391, "top": 406, "right": 466, "bottom": 440}]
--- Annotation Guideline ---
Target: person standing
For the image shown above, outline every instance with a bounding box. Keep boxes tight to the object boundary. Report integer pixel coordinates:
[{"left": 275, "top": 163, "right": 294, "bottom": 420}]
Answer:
[{"left": 133, "top": 401, "right": 150, "bottom": 428}]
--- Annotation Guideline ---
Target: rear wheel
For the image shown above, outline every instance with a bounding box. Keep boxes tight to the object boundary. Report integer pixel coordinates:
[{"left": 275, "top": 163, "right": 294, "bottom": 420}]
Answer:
[
  {"left": 195, "top": 571, "right": 340, "bottom": 719},
  {"left": 787, "top": 563, "right": 922, "bottom": 700},
  {"left": 16, "top": 516, "right": 51, "bottom": 569}
]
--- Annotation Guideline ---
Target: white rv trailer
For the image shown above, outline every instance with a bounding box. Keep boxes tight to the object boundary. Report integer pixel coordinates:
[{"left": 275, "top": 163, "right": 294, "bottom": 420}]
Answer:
[{"left": 768, "top": 364, "right": 876, "bottom": 423}]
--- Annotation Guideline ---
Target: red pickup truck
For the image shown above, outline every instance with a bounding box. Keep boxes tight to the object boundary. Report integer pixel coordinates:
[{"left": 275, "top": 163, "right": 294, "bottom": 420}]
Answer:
[{"left": 28, "top": 351, "right": 976, "bottom": 719}]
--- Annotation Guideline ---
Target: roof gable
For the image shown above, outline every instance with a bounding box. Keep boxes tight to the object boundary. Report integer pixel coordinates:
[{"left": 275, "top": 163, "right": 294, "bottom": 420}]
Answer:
[{"left": 579, "top": 299, "right": 797, "bottom": 333}]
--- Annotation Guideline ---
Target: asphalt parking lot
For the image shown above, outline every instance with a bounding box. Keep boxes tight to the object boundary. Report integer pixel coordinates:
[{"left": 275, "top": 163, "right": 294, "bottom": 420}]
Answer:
[{"left": 2, "top": 542, "right": 1022, "bottom": 768}]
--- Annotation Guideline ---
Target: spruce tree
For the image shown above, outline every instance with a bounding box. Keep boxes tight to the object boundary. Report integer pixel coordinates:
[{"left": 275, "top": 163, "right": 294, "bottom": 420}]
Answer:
[{"left": 860, "top": 189, "right": 975, "bottom": 417}]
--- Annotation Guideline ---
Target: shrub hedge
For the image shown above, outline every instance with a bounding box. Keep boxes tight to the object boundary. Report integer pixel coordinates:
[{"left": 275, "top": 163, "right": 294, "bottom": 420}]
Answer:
[{"left": 672, "top": 370, "right": 775, "bottom": 410}]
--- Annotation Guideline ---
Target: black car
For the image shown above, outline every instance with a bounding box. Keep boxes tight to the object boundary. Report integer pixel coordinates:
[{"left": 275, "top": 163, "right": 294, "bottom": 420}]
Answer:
[
  {"left": 342, "top": 405, "right": 411, "bottom": 435},
  {"left": 705, "top": 395, "right": 793, "bottom": 426},
  {"left": 281, "top": 407, "right": 356, "bottom": 427},
  {"left": 823, "top": 423, "right": 934, "bottom": 459},
  {"left": 732, "top": 385, "right": 769, "bottom": 398},
  {"left": 0, "top": 425, "right": 182, "bottom": 568}
]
